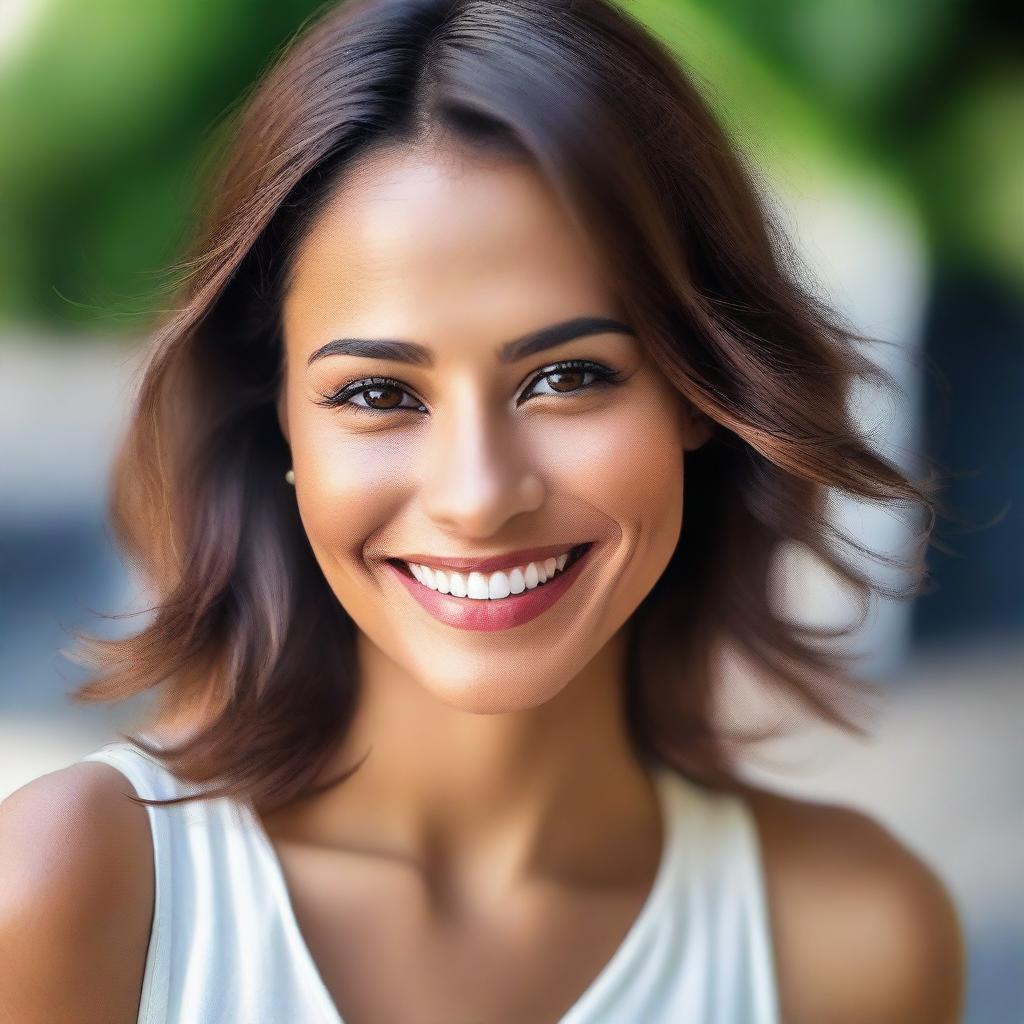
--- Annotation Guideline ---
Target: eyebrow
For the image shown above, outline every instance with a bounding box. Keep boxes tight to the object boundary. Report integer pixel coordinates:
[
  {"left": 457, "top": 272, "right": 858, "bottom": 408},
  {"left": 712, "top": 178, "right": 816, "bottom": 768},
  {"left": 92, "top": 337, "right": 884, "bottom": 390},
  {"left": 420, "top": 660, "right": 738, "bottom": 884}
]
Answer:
[{"left": 305, "top": 316, "right": 636, "bottom": 368}]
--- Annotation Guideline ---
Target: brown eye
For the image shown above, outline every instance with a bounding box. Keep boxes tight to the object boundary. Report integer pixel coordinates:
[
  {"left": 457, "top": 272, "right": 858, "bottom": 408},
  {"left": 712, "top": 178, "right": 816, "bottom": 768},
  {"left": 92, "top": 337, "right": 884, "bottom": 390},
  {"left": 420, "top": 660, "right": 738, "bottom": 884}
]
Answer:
[
  {"left": 315, "top": 375, "right": 427, "bottom": 416},
  {"left": 519, "top": 359, "right": 624, "bottom": 404},
  {"left": 361, "top": 385, "right": 403, "bottom": 409},
  {"left": 545, "top": 368, "right": 586, "bottom": 393}
]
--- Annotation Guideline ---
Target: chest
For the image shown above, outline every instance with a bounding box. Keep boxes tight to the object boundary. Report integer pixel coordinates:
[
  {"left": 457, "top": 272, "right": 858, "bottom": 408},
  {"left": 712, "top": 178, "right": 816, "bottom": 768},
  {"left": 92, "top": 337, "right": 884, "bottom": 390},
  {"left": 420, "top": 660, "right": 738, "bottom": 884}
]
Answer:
[{"left": 274, "top": 840, "right": 658, "bottom": 1024}]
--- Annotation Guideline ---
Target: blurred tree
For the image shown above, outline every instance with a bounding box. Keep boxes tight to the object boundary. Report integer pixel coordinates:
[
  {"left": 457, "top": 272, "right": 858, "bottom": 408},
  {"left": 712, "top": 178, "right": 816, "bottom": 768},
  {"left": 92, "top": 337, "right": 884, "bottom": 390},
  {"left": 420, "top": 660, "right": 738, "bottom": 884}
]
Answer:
[
  {"left": 683, "top": 0, "right": 1023, "bottom": 291},
  {"left": 0, "top": 0, "right": 331, "bottom": 329},
  {"left": 0, "top": 0, "right": 1020, "bottom": 322}
]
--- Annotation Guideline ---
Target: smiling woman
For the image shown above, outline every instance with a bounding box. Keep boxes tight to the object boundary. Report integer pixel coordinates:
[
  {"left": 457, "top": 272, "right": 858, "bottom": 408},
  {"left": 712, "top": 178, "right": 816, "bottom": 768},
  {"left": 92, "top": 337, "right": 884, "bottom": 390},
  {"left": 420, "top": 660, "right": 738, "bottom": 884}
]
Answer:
[
  {"left": 0, "top": 0, "right": 963, "bottom": 1022},
  {"left": 271, "top": 142, "right": 712, "bottom": 709}
]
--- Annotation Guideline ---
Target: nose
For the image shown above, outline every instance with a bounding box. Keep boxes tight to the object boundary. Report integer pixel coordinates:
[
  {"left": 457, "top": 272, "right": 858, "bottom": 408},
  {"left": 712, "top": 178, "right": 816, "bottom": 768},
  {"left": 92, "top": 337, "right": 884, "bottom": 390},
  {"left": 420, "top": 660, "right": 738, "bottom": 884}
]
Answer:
[{"left": 421, "top": 391, "right": 544, "bottom": 538}]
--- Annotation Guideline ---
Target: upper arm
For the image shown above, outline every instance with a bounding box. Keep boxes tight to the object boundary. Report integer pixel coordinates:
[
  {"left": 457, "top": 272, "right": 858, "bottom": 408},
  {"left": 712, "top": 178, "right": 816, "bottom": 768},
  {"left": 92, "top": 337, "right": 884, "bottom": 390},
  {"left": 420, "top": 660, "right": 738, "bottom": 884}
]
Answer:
[
  {"left": 0, "top": 762, "right": 155, "bottom": 1024},
  {"left": 746, "top": 788, "right": 966, "bottom": 1024}
]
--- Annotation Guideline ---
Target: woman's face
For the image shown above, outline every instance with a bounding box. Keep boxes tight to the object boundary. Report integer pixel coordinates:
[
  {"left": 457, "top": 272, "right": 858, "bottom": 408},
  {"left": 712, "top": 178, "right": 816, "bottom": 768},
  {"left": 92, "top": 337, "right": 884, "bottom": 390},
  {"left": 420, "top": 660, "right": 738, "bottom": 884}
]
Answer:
[{"left": 278, "top": 142, "right": 709, "bottom": 713}]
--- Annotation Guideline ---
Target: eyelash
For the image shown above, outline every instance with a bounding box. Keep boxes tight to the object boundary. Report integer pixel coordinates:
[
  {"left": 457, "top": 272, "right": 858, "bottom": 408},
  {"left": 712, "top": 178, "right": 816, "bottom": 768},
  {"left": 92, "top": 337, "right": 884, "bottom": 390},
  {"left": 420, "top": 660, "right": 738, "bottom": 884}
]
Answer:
[{"left": 314, "top": 359, "right": 627, "bottom": 417}]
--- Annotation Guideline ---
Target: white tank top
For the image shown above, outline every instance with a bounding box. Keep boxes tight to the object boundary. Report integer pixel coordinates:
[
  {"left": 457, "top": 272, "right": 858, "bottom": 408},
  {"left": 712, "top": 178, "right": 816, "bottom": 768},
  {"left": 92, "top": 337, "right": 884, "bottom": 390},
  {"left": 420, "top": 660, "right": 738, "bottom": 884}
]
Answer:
[{"left": 79, "top": 737, "right": 779, "bottom": 1023}]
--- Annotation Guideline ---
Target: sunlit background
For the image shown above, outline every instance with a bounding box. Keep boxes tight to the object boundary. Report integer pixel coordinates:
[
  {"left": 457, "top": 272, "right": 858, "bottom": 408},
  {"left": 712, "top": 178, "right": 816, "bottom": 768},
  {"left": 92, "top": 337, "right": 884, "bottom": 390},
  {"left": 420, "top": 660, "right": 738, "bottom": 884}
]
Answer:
[{"left": 1, "top": 1, "right": 1020, "bottom": 1020}]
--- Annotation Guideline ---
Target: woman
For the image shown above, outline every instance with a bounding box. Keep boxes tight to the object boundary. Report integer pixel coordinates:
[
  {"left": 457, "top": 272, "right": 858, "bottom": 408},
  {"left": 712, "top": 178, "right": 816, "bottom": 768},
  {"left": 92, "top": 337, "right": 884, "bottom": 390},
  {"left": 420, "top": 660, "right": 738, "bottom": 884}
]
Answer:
[{"left": 0, "top": 0, "right": 964, "bottom": 1021}]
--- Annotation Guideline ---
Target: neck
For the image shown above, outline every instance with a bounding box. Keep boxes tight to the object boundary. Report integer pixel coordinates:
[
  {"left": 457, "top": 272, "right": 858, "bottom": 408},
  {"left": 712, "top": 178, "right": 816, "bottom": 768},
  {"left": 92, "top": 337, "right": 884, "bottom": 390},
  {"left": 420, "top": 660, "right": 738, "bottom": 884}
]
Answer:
[{"left": 261, "top": 624, "right": 662, "bottom": 906}]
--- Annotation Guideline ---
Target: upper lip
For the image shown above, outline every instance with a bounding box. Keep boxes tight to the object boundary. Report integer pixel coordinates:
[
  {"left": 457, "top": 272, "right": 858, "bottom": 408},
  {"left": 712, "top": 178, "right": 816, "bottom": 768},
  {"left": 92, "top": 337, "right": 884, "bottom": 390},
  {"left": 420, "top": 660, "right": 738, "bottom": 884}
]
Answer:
[{"left": 390, "top": 542, "right": 592, "bottom": 574}]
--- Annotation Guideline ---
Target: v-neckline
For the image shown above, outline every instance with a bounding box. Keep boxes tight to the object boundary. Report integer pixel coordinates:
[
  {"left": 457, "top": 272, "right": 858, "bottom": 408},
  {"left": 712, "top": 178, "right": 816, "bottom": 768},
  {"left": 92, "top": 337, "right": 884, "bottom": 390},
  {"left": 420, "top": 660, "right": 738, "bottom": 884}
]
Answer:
[{"left": 246, "top": 765, "right": 677, "bottom": 1024}]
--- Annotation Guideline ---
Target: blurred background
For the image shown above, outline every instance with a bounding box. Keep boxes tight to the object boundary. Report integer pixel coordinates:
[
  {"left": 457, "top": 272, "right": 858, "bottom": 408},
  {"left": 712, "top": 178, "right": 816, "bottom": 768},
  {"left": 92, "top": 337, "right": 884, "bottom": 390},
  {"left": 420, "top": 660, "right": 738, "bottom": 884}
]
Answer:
[{"left": 0, "top": 0, "right": 1020, "bottom": 1019}]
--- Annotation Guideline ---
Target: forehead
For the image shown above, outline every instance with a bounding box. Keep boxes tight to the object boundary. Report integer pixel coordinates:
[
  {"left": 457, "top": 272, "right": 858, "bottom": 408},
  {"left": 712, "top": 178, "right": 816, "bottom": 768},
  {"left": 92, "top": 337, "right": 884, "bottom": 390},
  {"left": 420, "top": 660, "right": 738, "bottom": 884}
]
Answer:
[{"left": 281, "top": 145, "right": 618, "bottom": 358}]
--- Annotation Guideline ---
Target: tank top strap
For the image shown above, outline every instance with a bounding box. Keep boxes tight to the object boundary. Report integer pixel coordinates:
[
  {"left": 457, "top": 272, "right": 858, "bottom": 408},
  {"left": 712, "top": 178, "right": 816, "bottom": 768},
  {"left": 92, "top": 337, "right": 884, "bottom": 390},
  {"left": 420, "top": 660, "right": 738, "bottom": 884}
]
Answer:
[
  {"left": 79, "top": 738, "right": 182, "bottom": 1024},
  {"left": 77, "top": 736, "right": 340, "bottom": 1024},
  {"left": 661, "top": 770, "right": 780, "bottom": 1023}
]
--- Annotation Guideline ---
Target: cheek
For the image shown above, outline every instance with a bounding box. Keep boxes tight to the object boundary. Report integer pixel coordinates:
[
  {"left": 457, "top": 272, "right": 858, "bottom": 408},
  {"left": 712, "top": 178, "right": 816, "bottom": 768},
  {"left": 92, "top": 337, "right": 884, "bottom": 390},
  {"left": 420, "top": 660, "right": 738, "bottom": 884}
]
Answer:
[
  {"left": 536, "top": 391, "right": 685, "bottom": 535},
  {"left": 293, "top": 422, "right": 418, "bottom": 564},
  {"left": 531, "top": 387, "right": 686, "bottom": 619}
]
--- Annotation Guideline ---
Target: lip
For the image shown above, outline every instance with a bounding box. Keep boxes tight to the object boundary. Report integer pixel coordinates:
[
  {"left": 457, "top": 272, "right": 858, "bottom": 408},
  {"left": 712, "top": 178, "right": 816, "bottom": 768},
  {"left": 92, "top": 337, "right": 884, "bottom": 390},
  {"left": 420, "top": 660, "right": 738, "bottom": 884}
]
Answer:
[
  {"left": 389, "top": 542, "right": 590, "bottom": 575},
  {"left": 385, "top": 542, "right": 596, "bottom": 632}
]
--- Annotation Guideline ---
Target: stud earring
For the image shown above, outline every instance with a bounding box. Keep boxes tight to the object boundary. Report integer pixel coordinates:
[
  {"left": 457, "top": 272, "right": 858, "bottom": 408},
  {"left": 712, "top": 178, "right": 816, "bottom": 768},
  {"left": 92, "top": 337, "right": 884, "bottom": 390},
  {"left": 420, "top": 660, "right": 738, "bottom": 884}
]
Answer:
[{"left": 284, "top": 468, "right": 295, "bottom": 485}]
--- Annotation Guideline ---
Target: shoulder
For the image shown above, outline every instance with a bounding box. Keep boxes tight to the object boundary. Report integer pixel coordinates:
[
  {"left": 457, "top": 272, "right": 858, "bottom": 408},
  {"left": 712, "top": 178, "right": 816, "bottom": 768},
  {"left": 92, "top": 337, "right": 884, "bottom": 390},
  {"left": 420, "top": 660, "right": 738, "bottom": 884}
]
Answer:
[
  {"left": 738, "top": 783, "right": 965, "bottom": 1024},
  {"left": 0, "top": 760, "right": 154, "bottom": 1024}
]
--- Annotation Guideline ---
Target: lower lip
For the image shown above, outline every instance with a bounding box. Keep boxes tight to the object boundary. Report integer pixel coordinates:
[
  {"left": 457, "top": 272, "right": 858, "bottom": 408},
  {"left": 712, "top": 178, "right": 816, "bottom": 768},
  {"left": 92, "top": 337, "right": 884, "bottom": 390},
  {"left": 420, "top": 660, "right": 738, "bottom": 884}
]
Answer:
[{"left": 384, "top": 547, "right": 594, "bottom": 632}]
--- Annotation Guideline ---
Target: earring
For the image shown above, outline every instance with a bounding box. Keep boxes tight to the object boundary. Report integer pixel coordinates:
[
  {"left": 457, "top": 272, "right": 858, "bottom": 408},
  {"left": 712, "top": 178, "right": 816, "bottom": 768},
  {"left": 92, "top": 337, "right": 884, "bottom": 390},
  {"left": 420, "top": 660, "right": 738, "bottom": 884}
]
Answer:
[{"left": 284, "top": 468, "right": 295, "bottom": 485}]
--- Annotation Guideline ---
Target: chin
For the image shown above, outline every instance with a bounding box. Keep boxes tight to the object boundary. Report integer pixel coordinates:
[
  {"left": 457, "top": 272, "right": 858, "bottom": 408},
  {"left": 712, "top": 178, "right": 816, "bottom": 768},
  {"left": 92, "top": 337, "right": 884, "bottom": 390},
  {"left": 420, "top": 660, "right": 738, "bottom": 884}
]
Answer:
[{"left": 418, "top": 668, "right": 568, "bottom": 715}]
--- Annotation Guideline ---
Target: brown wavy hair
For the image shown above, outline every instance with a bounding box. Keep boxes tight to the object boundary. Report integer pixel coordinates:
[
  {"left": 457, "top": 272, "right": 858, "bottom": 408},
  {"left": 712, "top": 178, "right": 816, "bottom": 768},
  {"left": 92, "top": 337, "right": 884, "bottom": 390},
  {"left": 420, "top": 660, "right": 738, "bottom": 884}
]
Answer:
[{"left": 65, "top": 0, "right": 941, "bottom": 812}]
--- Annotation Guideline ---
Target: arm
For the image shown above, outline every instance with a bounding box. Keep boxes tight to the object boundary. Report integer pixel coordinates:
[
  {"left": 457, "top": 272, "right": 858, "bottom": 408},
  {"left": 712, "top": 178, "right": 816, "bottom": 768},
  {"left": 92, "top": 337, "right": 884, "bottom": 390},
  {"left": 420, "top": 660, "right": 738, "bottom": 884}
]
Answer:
[
  {"left": 745, "top": 787, "right": 966, "bottom": 1024},
  {"left": 0, "top": 763, "right": 155, "bottom": 1024}
]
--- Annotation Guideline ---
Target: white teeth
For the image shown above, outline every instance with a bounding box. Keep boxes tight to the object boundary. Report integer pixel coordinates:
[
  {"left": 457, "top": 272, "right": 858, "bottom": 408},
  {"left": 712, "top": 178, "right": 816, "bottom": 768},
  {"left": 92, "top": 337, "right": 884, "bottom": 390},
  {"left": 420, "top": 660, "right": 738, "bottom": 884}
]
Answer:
[
  {"left": 467, "top": 572, "right": 489, "bottom": 600},
  {"left": 403, "top": 550, "right": 579, "bottom": 600},
  {"left": 488, "top": 571, "right": 512, "bottom": 599}
]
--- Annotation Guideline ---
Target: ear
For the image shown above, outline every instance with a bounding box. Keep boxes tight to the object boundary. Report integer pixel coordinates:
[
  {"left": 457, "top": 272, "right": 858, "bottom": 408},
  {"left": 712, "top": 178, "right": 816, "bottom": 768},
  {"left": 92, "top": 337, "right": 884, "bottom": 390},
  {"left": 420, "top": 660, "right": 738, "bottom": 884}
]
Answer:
[
  {"left": 276, "top": 385, "right": 290, "bottom": 445},
  {"left": 680, "top": 402, "right": 714, "bottom": 453}
]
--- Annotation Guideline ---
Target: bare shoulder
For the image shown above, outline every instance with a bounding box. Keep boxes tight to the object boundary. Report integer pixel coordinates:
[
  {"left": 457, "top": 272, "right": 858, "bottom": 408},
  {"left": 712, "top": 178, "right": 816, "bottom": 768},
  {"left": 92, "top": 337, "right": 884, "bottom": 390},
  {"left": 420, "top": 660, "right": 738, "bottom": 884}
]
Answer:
[
  {"left": 0, "top": 760, "right": 155, "bottom": 1024},
  {"left": 738, "top": 783, "right": 965, "bottom": 1024}
]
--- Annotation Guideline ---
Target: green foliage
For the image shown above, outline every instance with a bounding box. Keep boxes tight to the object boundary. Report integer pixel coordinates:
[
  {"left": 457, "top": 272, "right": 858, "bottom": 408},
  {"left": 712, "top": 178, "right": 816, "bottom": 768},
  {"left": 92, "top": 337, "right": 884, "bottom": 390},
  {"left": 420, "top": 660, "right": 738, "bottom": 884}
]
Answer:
[
  {"left": 0, "top": 0, "right": 328, "bottom": 332},
  {"left": 0, "top": 0, "right": 1019, "bottom": 334}
]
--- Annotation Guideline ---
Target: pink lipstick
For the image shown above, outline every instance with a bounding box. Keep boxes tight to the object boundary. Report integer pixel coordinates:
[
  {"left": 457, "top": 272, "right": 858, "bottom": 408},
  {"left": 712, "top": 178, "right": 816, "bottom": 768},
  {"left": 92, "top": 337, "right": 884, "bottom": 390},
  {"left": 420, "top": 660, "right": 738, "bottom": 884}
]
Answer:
[{"left": 384, "top": 543, "right": 595, "bottom": 632}]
